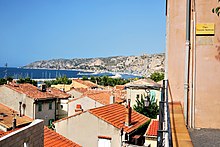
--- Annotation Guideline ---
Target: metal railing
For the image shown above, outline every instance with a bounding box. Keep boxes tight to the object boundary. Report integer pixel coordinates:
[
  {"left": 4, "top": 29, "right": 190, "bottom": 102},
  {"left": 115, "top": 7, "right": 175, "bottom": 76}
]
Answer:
[{"left": 157, "top": 80, "right": 173, "bottom": 147}]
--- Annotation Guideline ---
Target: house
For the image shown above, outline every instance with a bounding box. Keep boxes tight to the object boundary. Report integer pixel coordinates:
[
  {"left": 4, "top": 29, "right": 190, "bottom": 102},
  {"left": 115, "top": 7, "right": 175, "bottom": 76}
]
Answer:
[
  {"left": 0, "top": 83, "right": 70, "bottom": 125},
  {"left": 0, "top": 103, "right": 81, "bottom": 147},
  {"left": 71, "top": 79, "right": 98, "bottom": 89},
  {"left": 166, "top": 0, "right": 220, "bottom": 128},
  {"left": 54, "top": 102, "right": 150, "bottom": 147},
  {"left": 145, "top": 119, "right": 159, "bottom": 147},
  {"left": 67, "top": 88, "right": 88, "bottom": 99},
  {"left": 0, "top": 103, "right": 32, "bottom": 132},
  {"left": 125, "top": 79, "right": 161, "bottom": 107},
  {"left": 51, "top": 79, "right": 99, "bottom": 92},
  {"left": 67, "top": 90, "right": 124, "bottom": 116}
]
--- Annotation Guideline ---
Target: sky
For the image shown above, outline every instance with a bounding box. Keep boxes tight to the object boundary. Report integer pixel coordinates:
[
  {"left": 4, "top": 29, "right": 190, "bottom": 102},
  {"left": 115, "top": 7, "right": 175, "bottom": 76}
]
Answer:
[{"left": 0, "top": 0, "right": 166, "bottom": 67}]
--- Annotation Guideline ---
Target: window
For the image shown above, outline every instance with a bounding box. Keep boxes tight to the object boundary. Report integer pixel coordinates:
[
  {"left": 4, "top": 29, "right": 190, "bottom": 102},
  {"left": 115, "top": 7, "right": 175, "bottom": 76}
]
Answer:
[
  {"left": 98, "top": 136, "right": 111, "bottom": 147},
  {"left": 60, "top": 105, "right": 63, "bottom": 109},
  {"left": 38, "top": 102, "right": 42, "bottom": 112},
  {"left": 136, "top": 94, "right": 140, "bottom": 99},
  {"left": 49, "top": 101, "right": 52, "bottom": 110}
]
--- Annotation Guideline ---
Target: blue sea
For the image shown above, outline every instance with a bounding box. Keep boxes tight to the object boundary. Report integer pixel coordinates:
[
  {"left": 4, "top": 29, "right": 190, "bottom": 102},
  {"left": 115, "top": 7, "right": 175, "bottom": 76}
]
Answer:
[{"left": 0, "top": 67, "right": 140, "bottom": 80}]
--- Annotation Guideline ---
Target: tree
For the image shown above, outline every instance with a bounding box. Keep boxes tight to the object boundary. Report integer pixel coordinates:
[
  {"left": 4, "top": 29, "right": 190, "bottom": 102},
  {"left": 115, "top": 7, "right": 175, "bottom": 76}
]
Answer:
[
  {"left": 133, "top": 94, "right": 159, "bottom": 119},
  {"left": 212, "top": 0, "right": 220, "bottom": 16},
  {"left": 150, "top": 72, "right": 164, "bottom": 82},
  {"left": 82, "top": 76, "right": 88, "bottom": 80}
]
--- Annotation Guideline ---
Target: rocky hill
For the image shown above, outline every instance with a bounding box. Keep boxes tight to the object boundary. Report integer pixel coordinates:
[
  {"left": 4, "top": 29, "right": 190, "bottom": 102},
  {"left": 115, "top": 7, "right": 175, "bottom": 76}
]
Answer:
[{"left": 24, "top": 53, "right": 165, "bottom": 76}]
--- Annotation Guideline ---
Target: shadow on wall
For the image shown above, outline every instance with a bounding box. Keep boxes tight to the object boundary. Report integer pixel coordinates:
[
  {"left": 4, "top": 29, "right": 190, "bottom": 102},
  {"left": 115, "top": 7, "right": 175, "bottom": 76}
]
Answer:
[{"left": 215, "top": 37, "right": 220, "bottom": 61}]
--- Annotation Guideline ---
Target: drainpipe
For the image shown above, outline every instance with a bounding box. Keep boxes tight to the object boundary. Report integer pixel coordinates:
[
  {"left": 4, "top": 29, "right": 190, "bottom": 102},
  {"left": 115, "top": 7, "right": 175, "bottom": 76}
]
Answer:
[
  {"left": 192, "top": 5, "right": 196, "bottom": 128},
  {"left": 184, "top": 0, "right": 191, "bottom": 126}
]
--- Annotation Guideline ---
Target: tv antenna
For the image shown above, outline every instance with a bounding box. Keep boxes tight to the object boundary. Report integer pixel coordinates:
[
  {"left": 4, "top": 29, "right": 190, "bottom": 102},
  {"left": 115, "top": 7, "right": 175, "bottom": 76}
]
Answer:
[{"left": 4, "top": 63, "right": 8, "bottom": 79}]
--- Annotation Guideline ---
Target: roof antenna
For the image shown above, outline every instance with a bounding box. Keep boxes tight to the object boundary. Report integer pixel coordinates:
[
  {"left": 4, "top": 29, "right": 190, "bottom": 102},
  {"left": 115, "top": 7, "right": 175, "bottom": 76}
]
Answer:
[{"left": 4, "top": 63, "right": 8, "bottom": 79}]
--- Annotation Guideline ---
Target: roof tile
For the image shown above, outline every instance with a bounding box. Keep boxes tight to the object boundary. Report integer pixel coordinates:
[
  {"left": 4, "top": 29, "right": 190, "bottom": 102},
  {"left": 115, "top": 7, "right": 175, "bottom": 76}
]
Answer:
[
  {"left": 146, "top": 119, "right": 159, "bottom": 136},
  {"left": 89, "top": 103, "right": 150, "bottom": 133}
]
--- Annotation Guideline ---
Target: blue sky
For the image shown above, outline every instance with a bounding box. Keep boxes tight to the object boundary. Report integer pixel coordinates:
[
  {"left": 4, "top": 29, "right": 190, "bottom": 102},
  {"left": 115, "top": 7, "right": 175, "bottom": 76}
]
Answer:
[{"left": 0, "top": 0, "right": 166, "bottom": 67}]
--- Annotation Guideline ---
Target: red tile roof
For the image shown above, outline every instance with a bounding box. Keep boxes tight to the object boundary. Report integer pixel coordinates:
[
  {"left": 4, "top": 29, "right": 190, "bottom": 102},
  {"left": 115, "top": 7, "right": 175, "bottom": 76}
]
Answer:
[
  {"left": 125, "top": 78, "right": 161, "bottom": 87},
  {"left": 84, "top": 91, "right": 124, "bottom": 105},
  {"left": 0, "top": 103, "right": 32, "bottom": 130},
  {"left": 47, "top": 87, "right": 71, "bottom": 99},
  {"left": 0, "top": 127, "right": 81, "bottom": 147},
  {"left": 68, "top": 88, "right": 88, "bottom": 93},
  {"left": 44, "top": 127, "right": 81, "bottom": 147},
  {"left": 146, "top": 119, "right": 159, "bottom": 136},
  {"left": 89, "top": 103, "right": 150, "bottom": 133},
  {"left": 5, "top": 83, "right": 70, "bottom": 100},
  {"left": 73, "top": 79, "right": 97, "bottom": 88}
]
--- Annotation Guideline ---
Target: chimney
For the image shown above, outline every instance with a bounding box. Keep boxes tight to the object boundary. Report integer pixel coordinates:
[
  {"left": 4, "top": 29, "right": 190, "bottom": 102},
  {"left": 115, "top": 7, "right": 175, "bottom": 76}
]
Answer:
[
  {"left": 41, "top": 84, "right": 47, "bottom": 92},
  {"left": 12, "top": 117, "right": 16, "bottom": 130},
  {"left": 19, "top": 102, "right": 22, "bottom": 117},
  {"left": 110, "top": 95, "right": 115, "bottom": 104},
  {"left": 75, "top": 104, "right": 83, "bottom": 113},
  {"left": 125, "top": 99, "right": 132, "bottom": 126}
]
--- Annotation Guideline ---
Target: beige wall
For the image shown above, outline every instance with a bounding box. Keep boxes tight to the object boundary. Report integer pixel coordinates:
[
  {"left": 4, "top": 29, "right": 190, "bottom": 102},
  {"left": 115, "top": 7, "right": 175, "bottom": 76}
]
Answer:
[
  {"left": 67, "top": 89, "right": 83, "bottom": 99},
  {"left": 0, "top": 86, "right": 34, "bottom": 118},
  {"left": 54, "top": 112, "right": 121, "bottom": 147},
  {"left": 68, "top": 96, "right": 103, "bottom": 116},
  {"left": 0, "top": 119, "right": 44, "bottom": 147},
  {"left": 167, "top": 0, "right": 220, "bottom": 128}
]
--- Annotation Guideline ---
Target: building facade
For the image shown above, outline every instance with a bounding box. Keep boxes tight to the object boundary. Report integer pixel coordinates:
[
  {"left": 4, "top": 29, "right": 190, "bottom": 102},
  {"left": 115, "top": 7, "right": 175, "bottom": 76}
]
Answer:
[{"left": 166, "top": 0, "right": 220, "bottom": 128}]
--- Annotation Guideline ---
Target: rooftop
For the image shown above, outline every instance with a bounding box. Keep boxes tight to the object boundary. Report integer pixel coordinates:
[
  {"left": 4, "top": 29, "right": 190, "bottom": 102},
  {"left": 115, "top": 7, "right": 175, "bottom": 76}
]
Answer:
[
  {"left": 5, "top": 83, "right": 70, "bottom": 100},
  {"left": 68, "top": 87, "right": 88, "bottom": 93},
  {"left": 84, "top": 90, "right": 124, "bottom": 105},
  {"left": 145, "top": 119, "right": 159, "bottom": 137},
  {"left": 72, "top": 79, "right": 97, "bottom": 88},
  {"left": 89, "top": 103, "right": 150, "bottom": 133},
  {"left": 44, "top": 127, "right": 81, "bottom": 147},
  {"left": 0, "top": 103, "right": 32, "bottom": 130},
  {"left": 47, "top": 87, "right": 71, "bottom": 99},
  {"left": 125, "top": 78, "right": 161, "bottom": 89}
]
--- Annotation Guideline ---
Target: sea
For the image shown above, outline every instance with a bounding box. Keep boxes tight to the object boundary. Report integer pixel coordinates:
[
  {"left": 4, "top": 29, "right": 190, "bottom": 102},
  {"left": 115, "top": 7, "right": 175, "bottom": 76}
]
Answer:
[{"left": 0, "top": 67, "right": 141, "bottom": 80}]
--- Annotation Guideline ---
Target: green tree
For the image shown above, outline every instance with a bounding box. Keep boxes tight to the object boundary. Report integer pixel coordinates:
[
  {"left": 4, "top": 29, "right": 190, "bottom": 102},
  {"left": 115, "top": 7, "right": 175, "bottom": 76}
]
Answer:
[
  {"left": 150, "top": 72, "right": 164, "bottom": 82},
  {"left": 133, "top": 94, "right": 159, "bottom": 119},
  {"left": 17, "top": 77, "right": 37, "bottom": 86},
  {"left": 82, "top": 76, "right": 88, "bottom": 80},
  {"left": 212, "top": 1, "right": 220, "bottom": 16},
  {"left": 0, "top": 78, "right": 7, "bottom": 85}
]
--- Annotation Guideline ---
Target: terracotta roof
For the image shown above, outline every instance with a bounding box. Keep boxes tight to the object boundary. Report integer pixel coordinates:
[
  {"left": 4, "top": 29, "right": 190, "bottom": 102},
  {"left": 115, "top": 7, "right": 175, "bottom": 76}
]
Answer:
[
  {"left": 0, "top": 127, "right": 81, "bottom": 147},
  {"left": 0, "top": 103, "right": 32, "bottom": 130},
  {"left": 5, "top": 83, "right": 69, "bottom": 100},
  {"left": 47, "top": 87, "right": 71, "bottom": 99},
  {"left": 84, "top": 91, "right": 124, "bottom": 105},
  {"left": 89, "top": 103, "right": 150, "bottom": 133},
  {"left": 146, "top": 119, "right": 159, "bottom": 136},
  {"left": 125, "top": 78, "right": 161, "bottom": 87},
  {"left": 44, "top": 127, "right": 81, "bottom": 147},
  {"left": 115, "top": 85, "right": 125, "bottom": 90},
  {"left": 68, "top": 88, "right": 88, "bottom": 93},
  {"left": 72, "top": 79, "right": 97, "bottom": 88}
]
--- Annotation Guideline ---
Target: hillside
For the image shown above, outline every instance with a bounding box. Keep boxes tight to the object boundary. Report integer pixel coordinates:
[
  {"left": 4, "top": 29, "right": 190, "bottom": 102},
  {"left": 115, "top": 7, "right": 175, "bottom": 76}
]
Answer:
[{"left": 24, "top": 53, "right": 165, "bottom": 76}]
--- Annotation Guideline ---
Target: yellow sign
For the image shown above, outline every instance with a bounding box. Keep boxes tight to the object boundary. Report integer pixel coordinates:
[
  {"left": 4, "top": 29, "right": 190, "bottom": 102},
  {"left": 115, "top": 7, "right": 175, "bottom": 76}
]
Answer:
[{"left": 196, "top": 23, "right": 215, "bottom": 35}]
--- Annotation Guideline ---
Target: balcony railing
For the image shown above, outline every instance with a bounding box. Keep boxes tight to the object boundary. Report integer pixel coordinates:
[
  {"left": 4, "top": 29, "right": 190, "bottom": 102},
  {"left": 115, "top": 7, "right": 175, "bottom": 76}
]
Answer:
[{"left": 157, "top": 80, "right": 172, "bottom": 147}]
